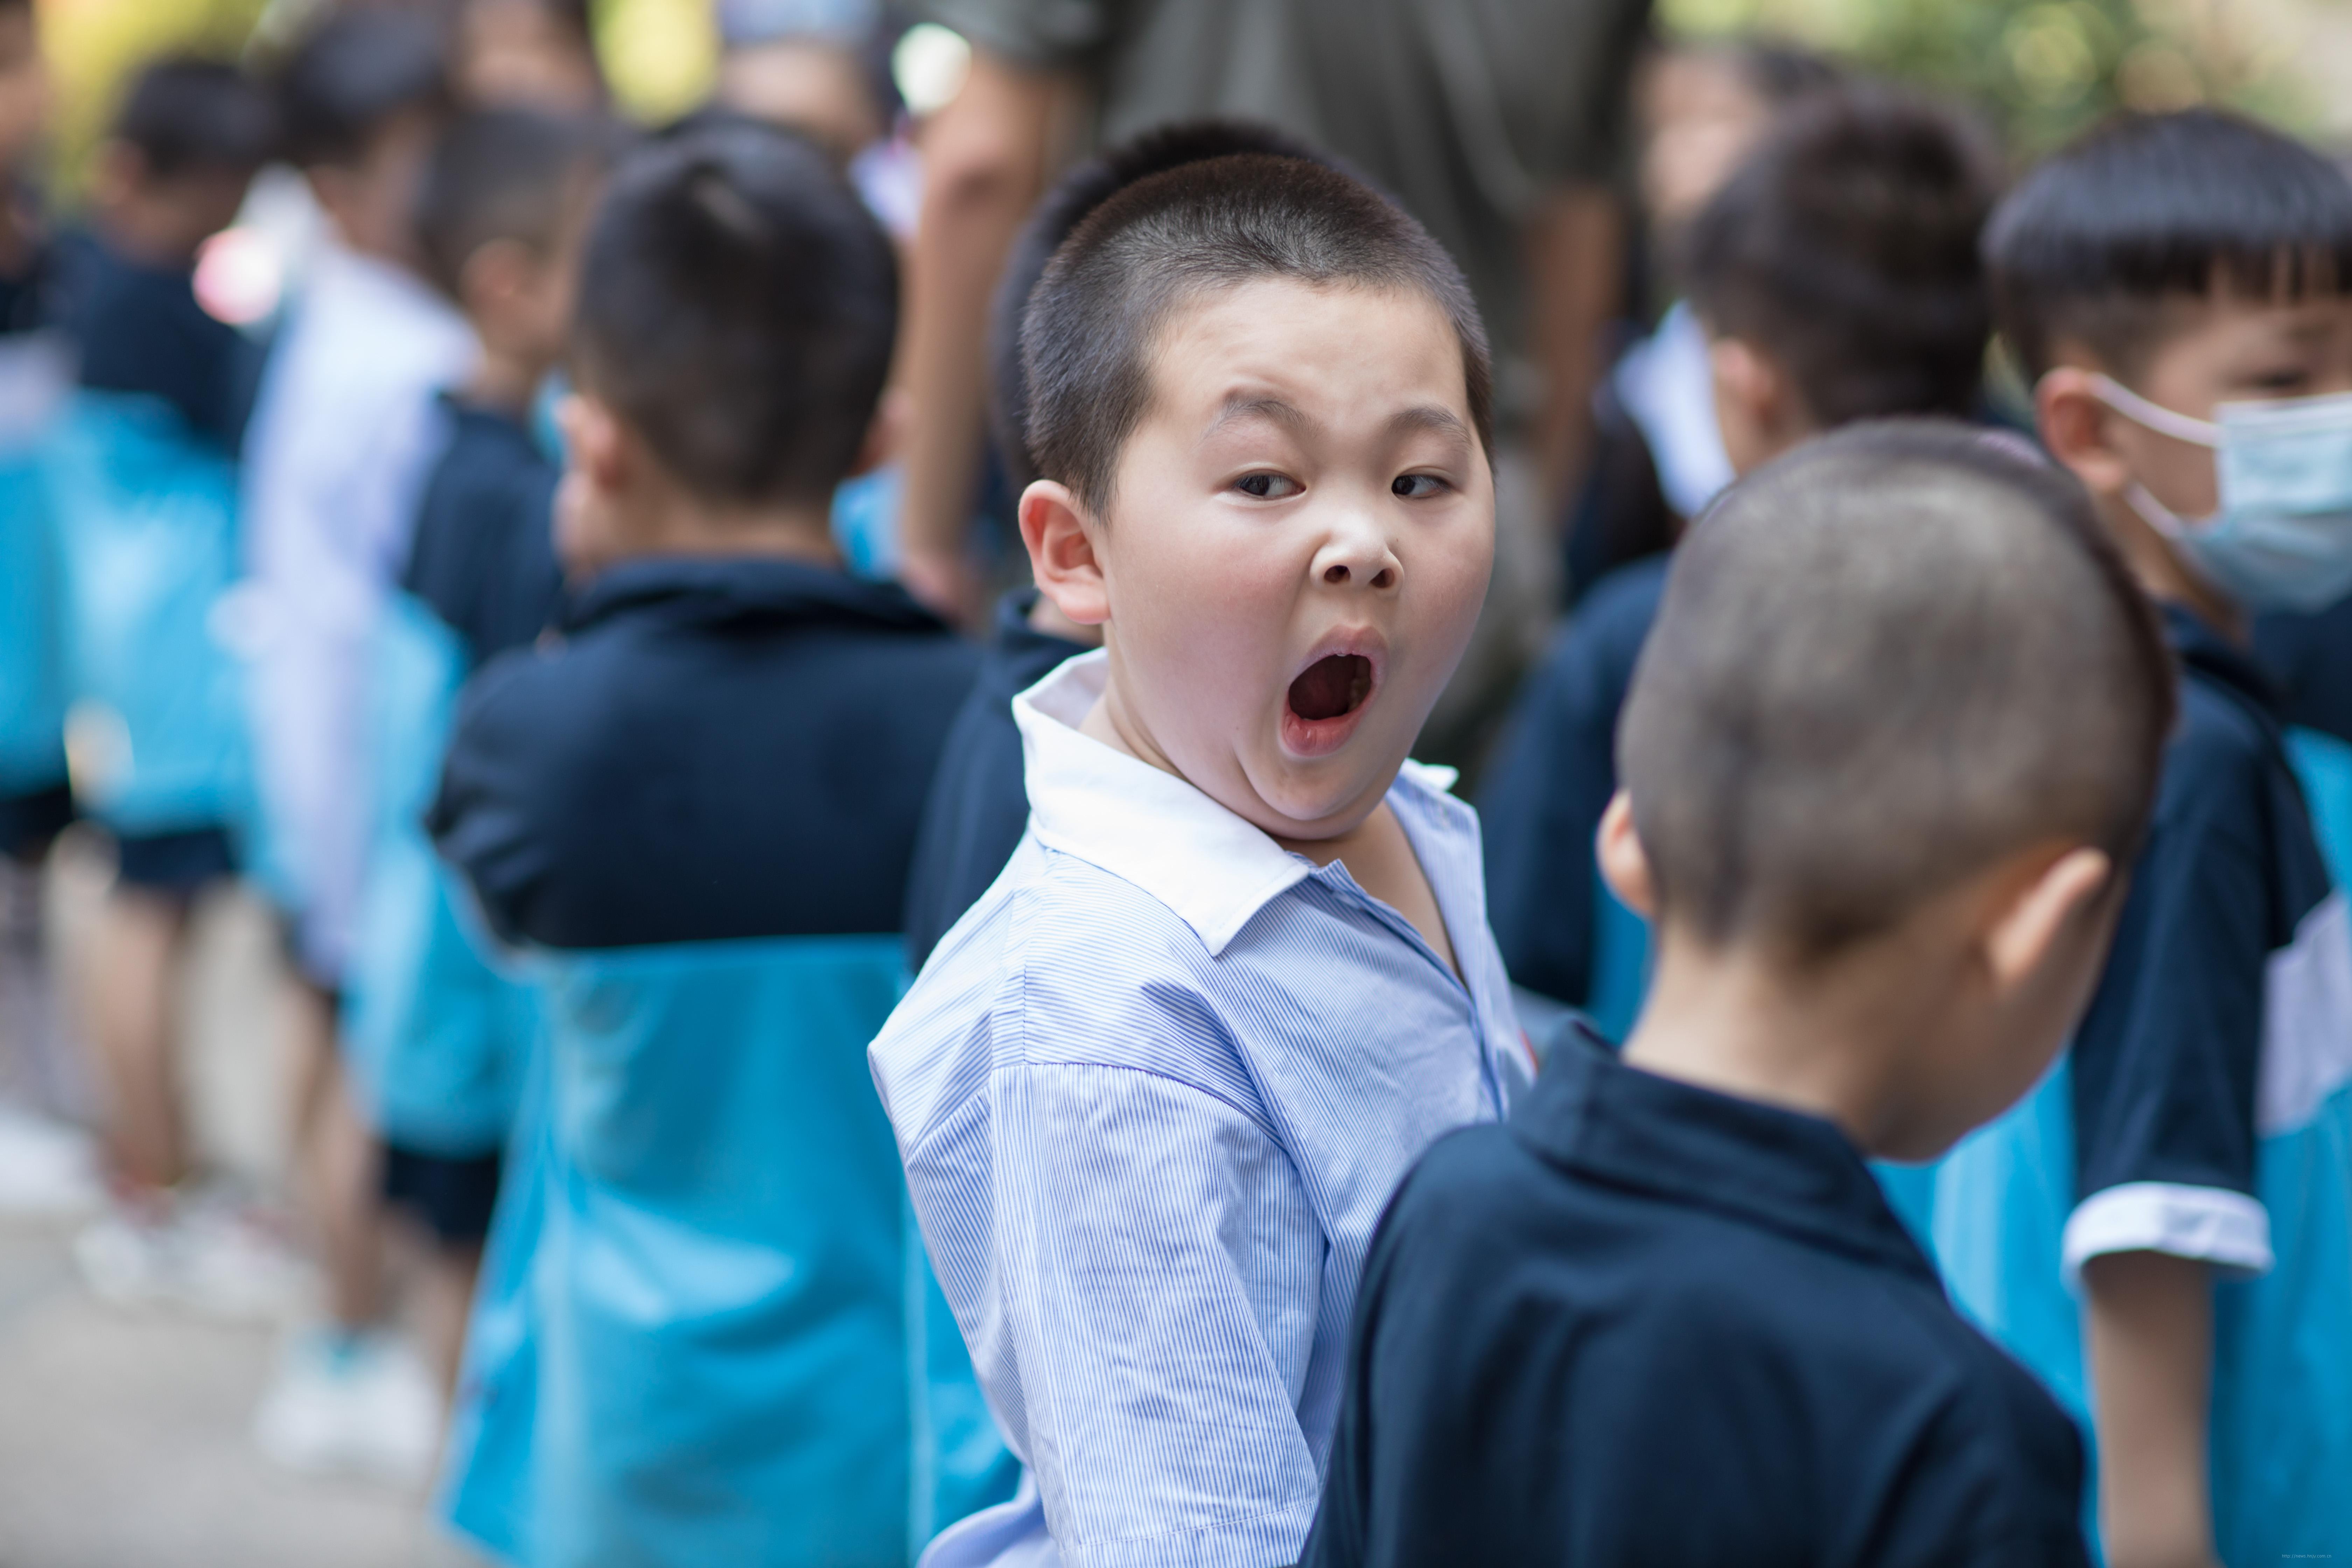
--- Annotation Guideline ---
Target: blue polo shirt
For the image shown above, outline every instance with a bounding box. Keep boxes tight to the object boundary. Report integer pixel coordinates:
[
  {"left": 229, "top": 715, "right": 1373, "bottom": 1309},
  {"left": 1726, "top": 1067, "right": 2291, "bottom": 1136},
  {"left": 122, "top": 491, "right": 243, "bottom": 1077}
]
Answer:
[
  {"left": 1304, "top": 1028, "right": 2092, "bottom": 1568},
  {"left": 401, "top": 394, "right": 562, "bottom": 671},
  {"left": 1479, "top": 553, "right": 1667, "bottom": 1005},
  {"left": 2258, "top": 596, "right": 2352, "bottom": 743},
  {"left": 53, "top": 229, "right": 258, "bottom": 454},
  {"left": 431, "top": 555, "right": 978, "bottom": 949},
  {"left": 900, "top": 587, "right": 1087, "bottom": 972}
]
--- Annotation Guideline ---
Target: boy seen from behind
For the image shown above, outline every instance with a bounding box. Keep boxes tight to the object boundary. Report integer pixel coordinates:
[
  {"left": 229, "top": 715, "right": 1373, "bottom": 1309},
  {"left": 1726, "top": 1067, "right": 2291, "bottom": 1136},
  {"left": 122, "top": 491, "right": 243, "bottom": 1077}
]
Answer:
[
  {"left": 429, "top": 117, "right": 1007, "bottom": 1566},
  {"left": 1940, "top": 109, "right": 2352, "bottom": 1567},
  {"left": 1308, "top": 423, "right": 2170, "bottom": 1567},
  {"left": 1481, "top": 86, "right": 1998, "bottom": 1031},
  {"left": 870, "top": 154, "right": 1527, "bottom": 1568}
]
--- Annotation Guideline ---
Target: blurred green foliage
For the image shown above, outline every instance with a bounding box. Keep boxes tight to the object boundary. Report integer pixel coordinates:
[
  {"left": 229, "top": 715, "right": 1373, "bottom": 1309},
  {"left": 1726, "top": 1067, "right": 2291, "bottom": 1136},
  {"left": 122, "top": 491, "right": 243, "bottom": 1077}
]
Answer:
[{"left": 1662, "top": 0, "right": 2316, "bottom": 153}]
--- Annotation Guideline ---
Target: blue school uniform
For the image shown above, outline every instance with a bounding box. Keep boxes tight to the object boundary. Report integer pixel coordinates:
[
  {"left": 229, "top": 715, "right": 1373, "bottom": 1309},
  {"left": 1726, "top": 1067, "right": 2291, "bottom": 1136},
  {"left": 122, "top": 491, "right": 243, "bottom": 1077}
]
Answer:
[
  {"left": 1933, "top": 607, "right": 2352, "bottom": 1564},
  {"left": 900, "top": 589, "right": 1086, "bottom": 973},
  {"left": 429, "top": 556, "right": 1010, "bottom": 1567},
  {"left": 1478, "top": 553, "right": 1666, "bottom": 1031},
  {"left": 0, "top": 257, "right": 71, "bottom": 854},
  {"left": 870, "top": 652, "right": 1530, "bottom": 1568},
  {"left": 1305, "top": 1028, "right": 2092, "bottom": 1568},
  {"left": 345, "top": 396, "right": 561, "bottom": 1237},
  {"left": 44, "top": 234, "right": 259, "bottom": 880}
]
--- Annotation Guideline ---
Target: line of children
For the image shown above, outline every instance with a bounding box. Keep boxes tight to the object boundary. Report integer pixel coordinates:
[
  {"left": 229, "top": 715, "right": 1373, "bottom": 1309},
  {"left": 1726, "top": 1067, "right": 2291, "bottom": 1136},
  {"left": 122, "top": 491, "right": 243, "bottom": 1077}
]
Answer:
[
  {"left": 1481, "top": 84, "right": 1999, "bottom": 1036},
  {"left": 1307, "top": 420, "right": 2168, "bottom": 1566},
  {"left": 428, "top": 113, "right": 1013, "bottom": 1565},
  {"left": 872, "top": 150, "right": 1530, "bottom": 1567}
]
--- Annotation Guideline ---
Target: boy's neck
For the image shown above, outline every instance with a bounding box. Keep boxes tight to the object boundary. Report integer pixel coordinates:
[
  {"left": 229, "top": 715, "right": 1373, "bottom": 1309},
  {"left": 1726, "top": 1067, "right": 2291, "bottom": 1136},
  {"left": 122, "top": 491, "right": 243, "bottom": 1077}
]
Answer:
[
  {"left": 1621, "top": 934, "right": 1913, "bottom": 1154},
  {"left": 636, "top": 496, "right": 842, "bottom": 569},
  {"left": 459, "top": 351, "right": 545, "bottom": 420}
]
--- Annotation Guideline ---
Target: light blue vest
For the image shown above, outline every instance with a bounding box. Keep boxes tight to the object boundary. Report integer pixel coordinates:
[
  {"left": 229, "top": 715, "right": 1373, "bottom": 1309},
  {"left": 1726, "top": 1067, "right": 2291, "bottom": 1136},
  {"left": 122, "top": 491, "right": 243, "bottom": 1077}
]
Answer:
[
  {"left": 0, "top": 443, "right": 63, "bottom": 797},
  {"left": 343, "top": 592, "right": 534, "bottom": 1154},
  {"left": 45, "top": 391, "right": 251, "bottom": 837},
  {"left": 440, "top": 936, "right": 1018, "bottom": 1567}
]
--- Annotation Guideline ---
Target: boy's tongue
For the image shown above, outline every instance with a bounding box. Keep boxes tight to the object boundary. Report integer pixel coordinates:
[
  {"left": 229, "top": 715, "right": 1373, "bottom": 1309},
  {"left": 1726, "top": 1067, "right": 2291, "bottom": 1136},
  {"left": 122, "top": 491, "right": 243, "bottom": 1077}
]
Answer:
[{"left": 1289, "top": 653, "right": 1372, "bottom": 722}]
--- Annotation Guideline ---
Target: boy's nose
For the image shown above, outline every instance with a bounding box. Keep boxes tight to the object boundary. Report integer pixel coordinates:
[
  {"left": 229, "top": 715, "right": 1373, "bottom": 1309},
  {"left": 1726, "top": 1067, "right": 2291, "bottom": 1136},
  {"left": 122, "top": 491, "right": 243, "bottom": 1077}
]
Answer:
[{"left": 1315, "top": 515, "right": 1402, "bottom": 592}]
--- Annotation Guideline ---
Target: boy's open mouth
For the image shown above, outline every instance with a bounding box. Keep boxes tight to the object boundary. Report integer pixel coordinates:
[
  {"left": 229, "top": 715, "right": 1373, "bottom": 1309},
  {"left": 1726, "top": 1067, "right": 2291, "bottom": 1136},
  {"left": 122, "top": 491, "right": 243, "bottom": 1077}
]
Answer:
[{"left": 1288, "top": 654, "right": 1375, "bottom": 722}]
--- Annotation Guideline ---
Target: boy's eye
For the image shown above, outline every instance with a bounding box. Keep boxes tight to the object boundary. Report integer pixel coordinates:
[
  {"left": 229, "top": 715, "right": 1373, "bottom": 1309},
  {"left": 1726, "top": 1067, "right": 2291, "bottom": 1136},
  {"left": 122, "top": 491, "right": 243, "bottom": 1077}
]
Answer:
[
  {"left": 1392, "top": 473, "right": 1448, "bottom": 499},
  {"left": 1234, "top": 472, "right": 1302, "bottom": 500}
]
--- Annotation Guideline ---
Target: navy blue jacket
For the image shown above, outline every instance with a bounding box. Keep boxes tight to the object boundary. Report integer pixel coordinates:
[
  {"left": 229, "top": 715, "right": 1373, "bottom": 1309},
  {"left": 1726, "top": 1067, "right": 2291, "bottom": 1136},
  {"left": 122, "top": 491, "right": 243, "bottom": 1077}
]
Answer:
[
  {"left": 402, "top": 393, "right": 563, "bottom": 671},
  {"left": 430, "top": 556, "right": 978, "bottom": 950},
  {"left": 53, "top": 229, "right": 259, "bottom": 452},
  {"left": 1478, "top": 554, "right": 1667, "bottom": 1005},
  {"left": 900, "top": 588, "right": 1087, "bottom": 971},
  {"left": 1304, "top": 1030, "right": 2092, "bottom": 1568}
]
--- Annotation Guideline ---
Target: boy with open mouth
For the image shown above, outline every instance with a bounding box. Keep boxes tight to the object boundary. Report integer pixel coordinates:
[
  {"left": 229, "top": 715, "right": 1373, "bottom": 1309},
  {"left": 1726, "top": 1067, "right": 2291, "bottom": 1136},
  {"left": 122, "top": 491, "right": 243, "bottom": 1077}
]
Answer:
[{"left": 870, "top": 153, "right": 1526, "bottom": 1568}]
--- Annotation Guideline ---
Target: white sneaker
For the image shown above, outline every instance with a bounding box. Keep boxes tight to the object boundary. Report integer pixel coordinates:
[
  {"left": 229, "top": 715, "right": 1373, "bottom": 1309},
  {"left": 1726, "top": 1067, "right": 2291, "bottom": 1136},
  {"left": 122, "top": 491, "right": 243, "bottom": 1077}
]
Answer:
[
  {"left": 252, "top": 1326, "right": 444, "bottom": 1488},
  {"left": 72, "top": 1186, "right": 312, "bottom": 1321}
]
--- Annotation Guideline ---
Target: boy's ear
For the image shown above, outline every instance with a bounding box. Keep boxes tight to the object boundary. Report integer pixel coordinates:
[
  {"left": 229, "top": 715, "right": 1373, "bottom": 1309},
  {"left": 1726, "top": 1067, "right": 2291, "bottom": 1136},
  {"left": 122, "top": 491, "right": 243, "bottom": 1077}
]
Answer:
[
  {"left": 1708, "top": 335, "right": 1800, "bottom": 476},
  {"left": 87, "top": 139, "right": 142, "bottom": 209},
  {"left": 1983, "top": 844, "right": 2114, "bottom": 995},
  {"left": 557, "top": 392, "right": 630, "bottom": 495},
  {"left": 2035, "top": 365, "right": 2134, "bottom": 502},
  {"left": 1020, "top": 479, "right": 1111, "bottom": 626},
  {"left": 458, "top": 237, "right": 535, "bottom": 327},
  {"left": 1596, "top": 791, "right": 1658, "bottom": 920}
]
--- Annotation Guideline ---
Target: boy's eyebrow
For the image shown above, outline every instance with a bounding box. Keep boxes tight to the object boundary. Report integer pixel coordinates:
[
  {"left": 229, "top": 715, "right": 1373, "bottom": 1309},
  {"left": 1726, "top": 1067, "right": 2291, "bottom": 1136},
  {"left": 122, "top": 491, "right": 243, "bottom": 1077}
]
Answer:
[
  {"left": 1388, "top": 405, "right": 1471, "bottom": 441},
  {"left": 1207, "top": 394, "right": 1314, "bottom": 436}
]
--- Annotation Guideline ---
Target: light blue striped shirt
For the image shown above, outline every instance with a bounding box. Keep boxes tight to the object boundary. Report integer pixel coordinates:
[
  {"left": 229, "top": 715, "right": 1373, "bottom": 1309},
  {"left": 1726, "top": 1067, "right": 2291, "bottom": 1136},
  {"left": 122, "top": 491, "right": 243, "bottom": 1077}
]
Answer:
[{"left": 871, "top": 651, "right": 1528, "bottom": 1568}]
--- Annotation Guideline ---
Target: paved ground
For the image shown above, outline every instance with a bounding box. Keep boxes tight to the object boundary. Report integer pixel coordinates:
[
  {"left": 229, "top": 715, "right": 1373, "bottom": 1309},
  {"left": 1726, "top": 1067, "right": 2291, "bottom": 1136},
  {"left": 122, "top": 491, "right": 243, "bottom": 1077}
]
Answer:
[{"left": 0, "top": 839, "right": 480, "bottom": 1568}]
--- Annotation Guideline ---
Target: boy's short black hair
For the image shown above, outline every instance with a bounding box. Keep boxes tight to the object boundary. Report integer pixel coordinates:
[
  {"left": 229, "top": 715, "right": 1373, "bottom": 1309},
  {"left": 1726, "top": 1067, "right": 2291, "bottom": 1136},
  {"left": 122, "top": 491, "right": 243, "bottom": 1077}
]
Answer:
[
  {"left": 1987, "top": 109, "right": 2352, "bottom": 382},
  {"left": 115, "top": 57, "right": 278, "bottom": 178},
  {"left": 1023, "top": 153, "right": 1492, "bottom": 514},
  {"left": 989, "top": 119, "right": 1331, "bottom": 493},
  {"left": 414, "top": 107, "right": 608, "bottom": 301},
  {"left": 278, "top": 8, "right": 449, "bottom": 169},
  {"left": 1621, "top": 420, "right": 2175, "bottom": 959},
  {"left": 573, "top": 115, "right": 895, "bottom": 506},
  {"left": 1685, "top": 85, "right": 1998, "bottom": 426}
]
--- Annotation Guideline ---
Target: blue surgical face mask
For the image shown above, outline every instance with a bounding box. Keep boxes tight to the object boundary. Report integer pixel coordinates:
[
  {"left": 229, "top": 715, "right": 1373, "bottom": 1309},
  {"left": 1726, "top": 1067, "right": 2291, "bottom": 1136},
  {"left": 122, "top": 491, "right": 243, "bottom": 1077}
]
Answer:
[{"left": 2090, "top": 373, "right": 2352, "bottom": 614}]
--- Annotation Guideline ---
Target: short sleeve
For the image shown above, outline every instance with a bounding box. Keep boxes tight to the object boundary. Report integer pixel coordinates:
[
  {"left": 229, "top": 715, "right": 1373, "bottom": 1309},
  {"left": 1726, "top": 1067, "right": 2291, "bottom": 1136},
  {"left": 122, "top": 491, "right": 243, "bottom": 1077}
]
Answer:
[
  {"left": 993, "top": 1060, "right": 1324, "bottom": 1568},
  {"left": 2065, "top": 767, "right": 2274, "bottom": 1279},
  {"left": 428, "top": 653, "right": 558, "bottom": 948},
  {"left": 917, "top": 0, "right": 1111, "bottom": 70}
]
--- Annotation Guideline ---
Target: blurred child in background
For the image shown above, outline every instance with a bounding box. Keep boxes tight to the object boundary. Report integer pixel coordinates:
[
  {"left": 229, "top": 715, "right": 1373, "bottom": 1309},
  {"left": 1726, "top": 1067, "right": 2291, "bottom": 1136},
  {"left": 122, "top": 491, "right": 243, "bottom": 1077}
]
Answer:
[
  {"left": 430, "top": 117, "right": 1006, "bottom": 1565},
  {"left": 1565, "top": 39, "right": 1839, "bottom": 600},
  {"left": 49, "top": 56, "right": 281, "bottom": 1310},
  {"left": 1942, "top": 108, "right": 2352, "bottom": 1567},
  {"left": 452, "top": 0, "right": 604, "bottom": 113},
  {"left": 346, "top": 106, "right": 606, "bottom": 1401},
  {"left": 241, "top": 5, "right": 469, "bottom": 1485},
  {"left": 1481, "top": 87, "right": 1998, "bottom": 1035},
  {"left": 900, "top": 119, "right": 1328, "bottom": 974},
  {"left": 715, "top": 0, "right": 888, "bottom": 168}
]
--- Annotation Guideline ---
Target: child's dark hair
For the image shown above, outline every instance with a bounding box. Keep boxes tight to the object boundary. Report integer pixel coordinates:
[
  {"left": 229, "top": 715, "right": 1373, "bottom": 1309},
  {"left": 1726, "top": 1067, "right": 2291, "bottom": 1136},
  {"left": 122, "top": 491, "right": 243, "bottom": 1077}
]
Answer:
[
  {"left": 1986, "top": 109, "right": 2352, "bottom": 382},
  {"left": 1684, "top": 85, "right": 1999, "bottom": 426},
  {"left": 1022, "top": 153, "right": 1491, "bottom": 514},
  {"left": 277, "top": 8, "right": 449, "bottom": 169},
  {"left": 989, "top": 119, "right": 1331, "bottom": 492},
  {"left": 414, "top": 107, "right": 609, "bottom": 301},
  {"left": 114, "top": 58, "right": 278, "bottom": 178},
  {"left": 1621, "top": 421, "right": 2175, "bottom": 958},
  {"left": 573, "top": 115, "right": 895, "bottom": 506}
]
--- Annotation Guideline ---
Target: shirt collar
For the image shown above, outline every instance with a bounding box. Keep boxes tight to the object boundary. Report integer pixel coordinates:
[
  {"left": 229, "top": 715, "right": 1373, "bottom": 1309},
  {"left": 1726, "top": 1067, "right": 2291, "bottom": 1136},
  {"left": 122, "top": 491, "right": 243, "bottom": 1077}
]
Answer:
[
  {"left": 1516, "top": 1026, "right": 1934, "bottom": 1281},
  {"left": 562, "top": 555, "right": 949, "bottom": 639},
  {"left": 2163, "top": 602, "right": 2283, "bottom": 727},
  {"left": 1014, "top": 650, "right": 1457, "bottom": 957}
]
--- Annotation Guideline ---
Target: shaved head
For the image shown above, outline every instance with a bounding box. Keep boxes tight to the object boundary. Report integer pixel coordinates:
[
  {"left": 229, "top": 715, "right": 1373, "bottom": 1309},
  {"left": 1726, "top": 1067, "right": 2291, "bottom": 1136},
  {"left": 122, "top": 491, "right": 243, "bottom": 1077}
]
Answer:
[{"left": 1621, "top": 419, "right": 2175, "bottom": 957}]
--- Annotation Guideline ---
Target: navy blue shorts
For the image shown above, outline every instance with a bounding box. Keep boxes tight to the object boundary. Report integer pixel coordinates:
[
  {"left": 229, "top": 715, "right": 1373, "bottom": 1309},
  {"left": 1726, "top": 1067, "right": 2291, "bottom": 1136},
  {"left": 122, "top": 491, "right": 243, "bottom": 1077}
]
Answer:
[
  {"left": 114, "top": 826, "right": 237, "bottom": 894},
  {"left": 382, "top": 1142, "right": 504, "bottom": 1246},
  {"left": 0, "top": 782, "right": 74, "bottom": 861}
]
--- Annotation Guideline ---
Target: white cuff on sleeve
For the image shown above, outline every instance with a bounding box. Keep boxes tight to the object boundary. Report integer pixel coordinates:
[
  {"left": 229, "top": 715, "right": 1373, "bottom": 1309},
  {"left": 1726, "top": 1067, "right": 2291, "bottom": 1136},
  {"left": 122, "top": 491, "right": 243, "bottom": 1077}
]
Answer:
[{"left": 2061, "top": 1181, "right": 2272, "bottom": 1287}]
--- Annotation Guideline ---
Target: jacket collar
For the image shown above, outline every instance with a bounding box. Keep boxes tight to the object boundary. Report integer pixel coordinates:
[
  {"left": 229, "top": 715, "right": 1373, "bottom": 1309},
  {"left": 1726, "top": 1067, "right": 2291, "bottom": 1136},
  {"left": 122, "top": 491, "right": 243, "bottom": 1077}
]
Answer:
[
  {"left": 1516, "top": 1026, "right": 1935, "bottom": 1281},
  {"left": 562, "top": 554, "right": 949, "bottom": 639}
]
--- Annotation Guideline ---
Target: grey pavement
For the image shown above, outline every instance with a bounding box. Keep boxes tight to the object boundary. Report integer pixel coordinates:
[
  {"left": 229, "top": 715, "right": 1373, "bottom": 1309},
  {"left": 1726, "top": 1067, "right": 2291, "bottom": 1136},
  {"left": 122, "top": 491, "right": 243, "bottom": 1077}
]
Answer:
[{"left": 0, "top": 837, "right": 481, "bottom": 1568}]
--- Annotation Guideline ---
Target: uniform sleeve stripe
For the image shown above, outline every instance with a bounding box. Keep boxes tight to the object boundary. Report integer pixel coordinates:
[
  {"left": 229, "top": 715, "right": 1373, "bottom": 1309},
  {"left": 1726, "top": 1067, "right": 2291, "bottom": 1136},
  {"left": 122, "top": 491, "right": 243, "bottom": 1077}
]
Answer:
[{"left": 2061, "top": 1180, "right": 2273, "bottom": 1284}]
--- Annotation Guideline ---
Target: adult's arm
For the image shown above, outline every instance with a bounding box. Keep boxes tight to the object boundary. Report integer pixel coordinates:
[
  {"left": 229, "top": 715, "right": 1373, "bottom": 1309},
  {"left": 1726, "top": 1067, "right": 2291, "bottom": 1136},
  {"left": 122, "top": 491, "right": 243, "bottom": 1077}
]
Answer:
[
  {"left": 895, "top": 49, "right": 1079, "bottom": 621},
  {"left": 1522, "top": 182, "right": 1624, "bottom": 509}
]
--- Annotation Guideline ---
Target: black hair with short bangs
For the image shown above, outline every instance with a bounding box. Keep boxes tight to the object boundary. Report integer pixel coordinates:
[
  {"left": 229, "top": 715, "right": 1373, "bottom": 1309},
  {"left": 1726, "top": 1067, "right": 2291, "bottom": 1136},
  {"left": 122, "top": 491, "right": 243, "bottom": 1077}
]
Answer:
[
  {"left": 572, "top": 115, "right": 895, "bottom": 506},
  {"left": 414, "top": 107, "right": 609, "bottom": 302},
  {"left": 114, "top": 57, "right": 278, "bottom": 179},
  {"left": 277, "top": 8, "right": 449, "bottom": 170},
  {"left": 1684, "top": 85, "right": 1999, "bottom": 427},
  {"left": 989, "top": 120, "right": 1332, "bottom": 494},
  {"left": 1620, "top": 420, "right": 2174, "bottom": 960},
  {"left": 1988, "top": 109, "right": 2352, "bottom": 381},
  {"left": 1021, "top": 153, "right": 1491, "bottom": 514}
]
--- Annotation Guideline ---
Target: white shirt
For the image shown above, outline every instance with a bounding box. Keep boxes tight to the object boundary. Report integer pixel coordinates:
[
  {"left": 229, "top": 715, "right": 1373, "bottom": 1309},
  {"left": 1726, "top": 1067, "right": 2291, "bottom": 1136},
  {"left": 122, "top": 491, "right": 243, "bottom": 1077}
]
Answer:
[
  {"left": 871, "top": 651, "right": 1528, "bottom": 1568},
  {"left": 239, "top": 243, "right": 475, "bottom": 980}
]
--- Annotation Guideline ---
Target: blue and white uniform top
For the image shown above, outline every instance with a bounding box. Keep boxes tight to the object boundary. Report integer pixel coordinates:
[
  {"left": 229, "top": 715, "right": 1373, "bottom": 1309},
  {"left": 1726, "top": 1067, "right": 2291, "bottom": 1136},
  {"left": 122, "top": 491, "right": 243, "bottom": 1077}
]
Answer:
[{"left": 871, "top": 650, "right": 1528, "bottom": 1568}]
